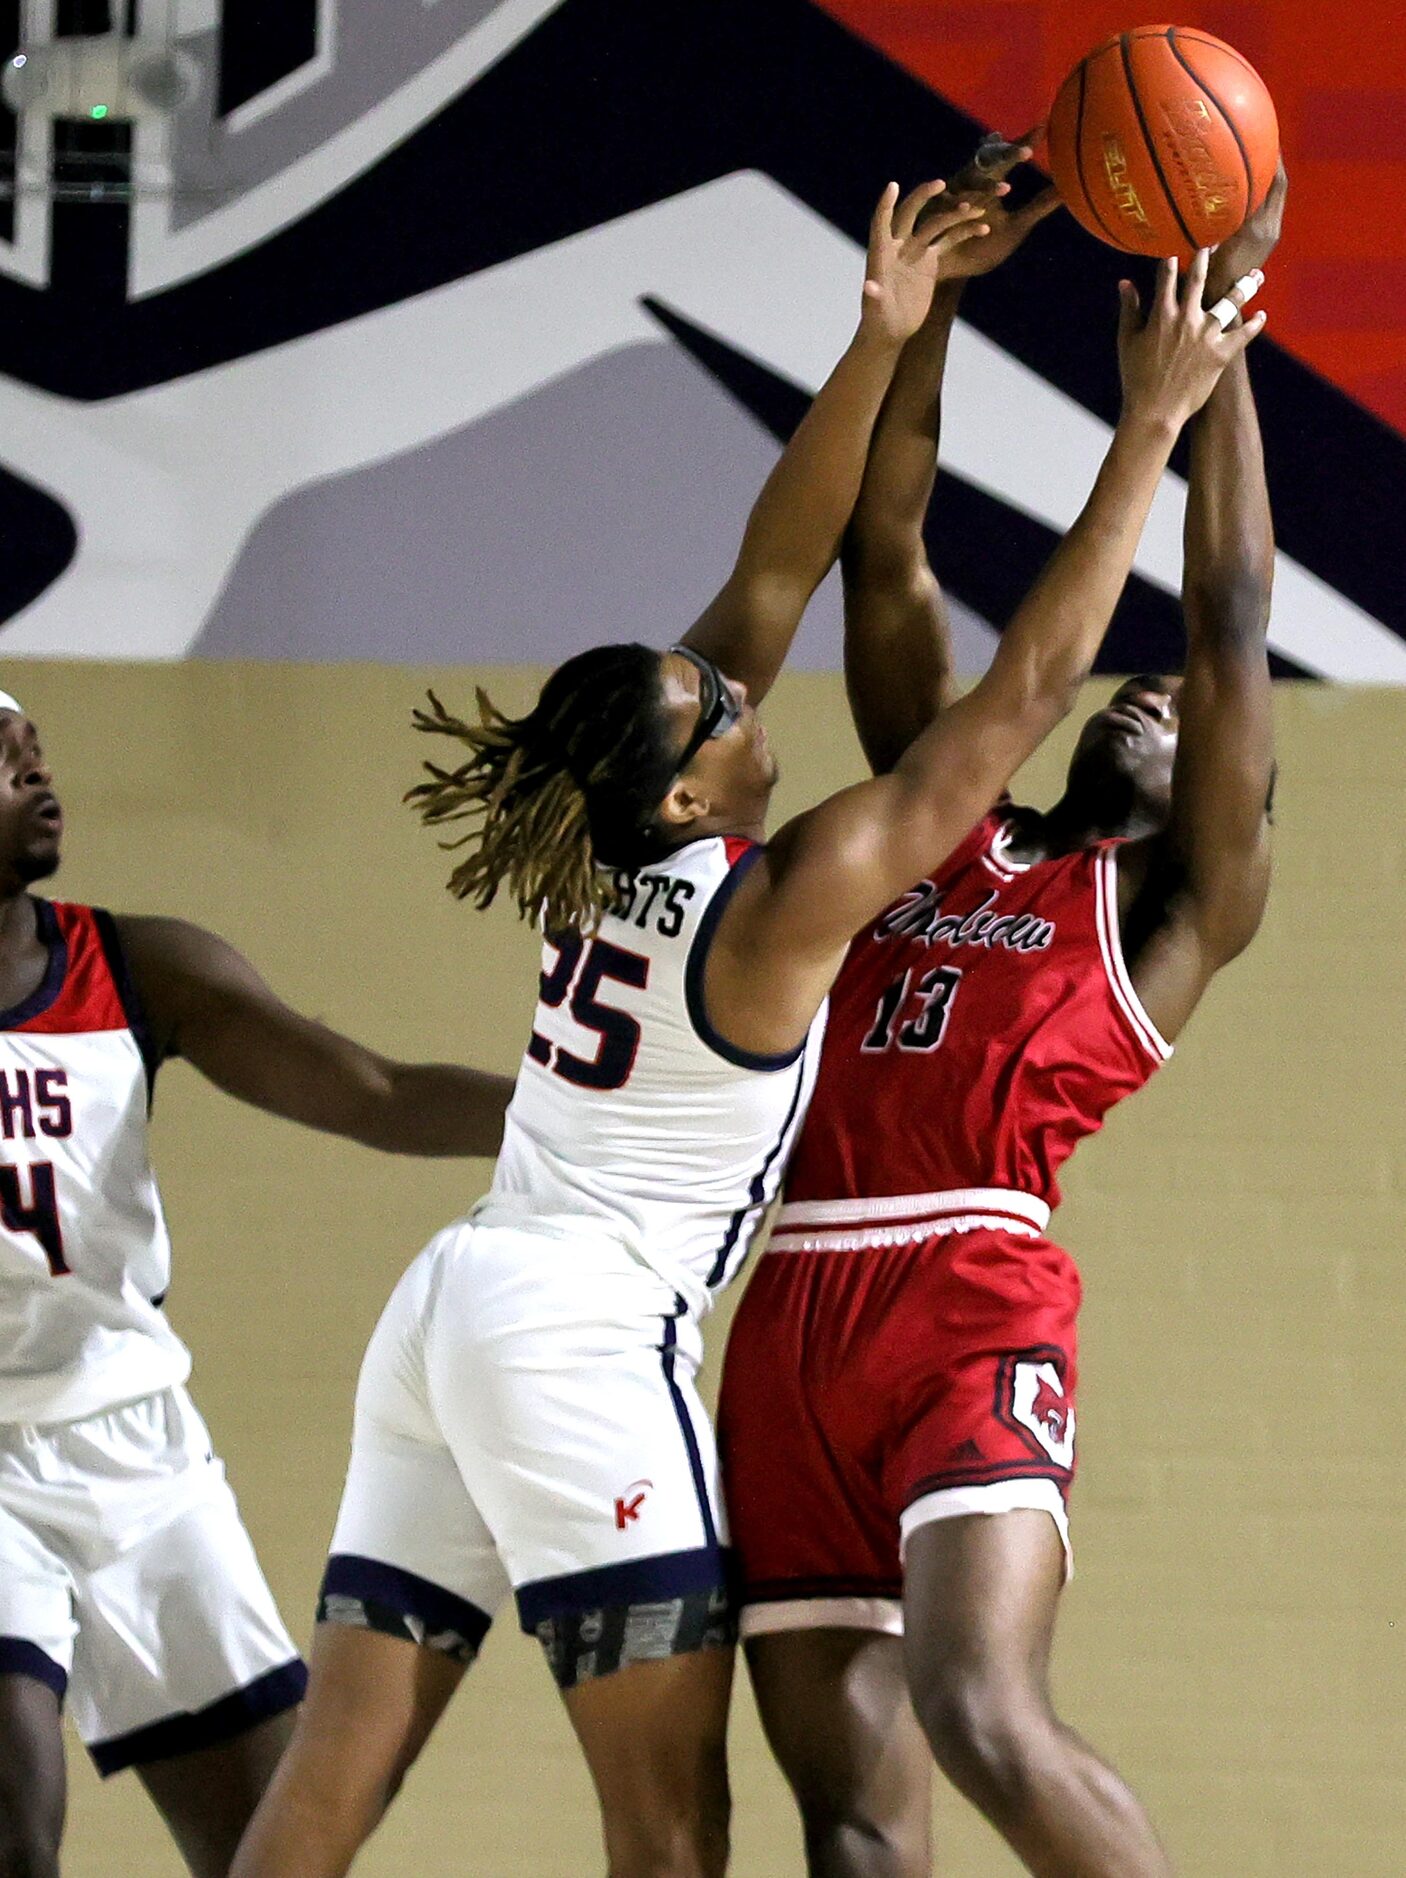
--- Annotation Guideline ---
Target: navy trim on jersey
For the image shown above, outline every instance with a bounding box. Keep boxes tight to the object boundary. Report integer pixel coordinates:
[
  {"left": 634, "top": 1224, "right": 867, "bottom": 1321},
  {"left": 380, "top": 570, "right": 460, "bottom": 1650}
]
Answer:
[
  {"left": 705, "top": 1061, "right": 808, "bottom": 1289},
  {"left": 0, "top": 899, "right": 68, "bottom": 1030},
  {"left": 0, "top": 1635, "right": 68, "bottom": 1699},
  {"left": 683, "top": 844, "right": 806, "bottom": 1071},
  {"left": 319, "top": 1555, "right": 495, "bottom": 1651},
  {"left": 87, "top": 1657, "right": 307, "bottom": 1777},
  {"left": 92, "top": 908, "right": 162, "bottom": 1099},
  {"left": 661, "top": 1295, "right": 718, "bottom": 1546},
  {"left": 515, "top": 1545, "right": 731, "bottom": 1633}
]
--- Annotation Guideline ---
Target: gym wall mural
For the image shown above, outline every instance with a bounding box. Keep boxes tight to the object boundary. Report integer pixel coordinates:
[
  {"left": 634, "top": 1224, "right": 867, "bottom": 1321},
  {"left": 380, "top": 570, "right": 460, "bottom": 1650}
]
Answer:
[{"left": 0, "top": 0, "right": 1400, "bottom": 678}]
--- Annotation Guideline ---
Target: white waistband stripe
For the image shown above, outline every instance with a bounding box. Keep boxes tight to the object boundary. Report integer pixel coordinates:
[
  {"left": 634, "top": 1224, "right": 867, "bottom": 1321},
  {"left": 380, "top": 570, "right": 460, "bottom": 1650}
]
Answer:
[
  {"left": 775, "top": 1187, "right": 1050, "bottom": 1231},
  {"left": 767, "top": 1216, "right": 1043, "bottom": 1254},
  {"left": 768, "top": 1187, "right": 1051, "bottom": 1253}
]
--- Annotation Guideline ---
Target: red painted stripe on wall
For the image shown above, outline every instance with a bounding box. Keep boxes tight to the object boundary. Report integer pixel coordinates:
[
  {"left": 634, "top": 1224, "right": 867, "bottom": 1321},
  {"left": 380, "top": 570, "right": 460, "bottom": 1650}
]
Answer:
[{"left": 815, "top": 0, "right": 1406, "bottom": 435}]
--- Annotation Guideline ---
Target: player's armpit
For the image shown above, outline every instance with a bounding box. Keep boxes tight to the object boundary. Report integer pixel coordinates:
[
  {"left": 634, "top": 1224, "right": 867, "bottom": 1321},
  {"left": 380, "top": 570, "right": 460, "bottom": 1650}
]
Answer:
[
  {"left": 1113, "top": 870, "right": 1216, "bottom": 1045},
  {"left": 1115, "top": 329, "right": 1275, "bottom": 1044},
  {"left": 115, "top": 916, "right": 514, "bottom": 1157},
  {"left": 1115, "top": 808, "right": 1271, "bottom": 1045}
]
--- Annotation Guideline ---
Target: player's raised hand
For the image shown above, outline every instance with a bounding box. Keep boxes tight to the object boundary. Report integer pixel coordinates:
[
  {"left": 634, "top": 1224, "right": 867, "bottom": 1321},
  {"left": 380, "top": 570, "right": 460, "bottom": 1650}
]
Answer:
[
  {"left": 1116, "top": 246, "right": 1267, "bottom": 430},
  {"left": 861, "top": 179, "right": 989, "bottom": 343},
  {"left": 1204, "top": 159, "right": 1287, "bottom": 306},
  {"left": 919, "top": 130, "right": 1063, "bottom": 279}
]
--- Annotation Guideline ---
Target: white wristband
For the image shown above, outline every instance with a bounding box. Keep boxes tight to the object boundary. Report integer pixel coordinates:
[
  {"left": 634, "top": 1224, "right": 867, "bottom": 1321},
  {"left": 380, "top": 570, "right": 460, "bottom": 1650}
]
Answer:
[{"left": 1208, "top": 269, "right": 1264, "bottom": 332}]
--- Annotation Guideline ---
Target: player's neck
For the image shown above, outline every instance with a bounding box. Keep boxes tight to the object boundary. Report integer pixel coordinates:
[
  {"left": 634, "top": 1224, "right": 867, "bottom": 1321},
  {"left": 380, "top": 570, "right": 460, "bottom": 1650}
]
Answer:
[
  {"left": 731, "top": 812, "right": 768, "bottom": 847},
  {"left": 1012, "top": 779, "right": 1159, "bottom": 861},
  {"left": 0, "top": 885, "right": 35, "bottom": 933},
  {"left": 0, "top": 889, "right": 40, "bottom": 974},
  {"left": 681, "top": 812, "right": 767, "bottom": 852}
]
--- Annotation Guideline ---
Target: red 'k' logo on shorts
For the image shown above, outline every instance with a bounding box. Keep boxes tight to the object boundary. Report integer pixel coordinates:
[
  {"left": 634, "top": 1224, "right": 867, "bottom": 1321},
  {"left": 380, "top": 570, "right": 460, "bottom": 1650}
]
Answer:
[{"left": 614, "top": 1479, "right": 652, "bottom": 1529}]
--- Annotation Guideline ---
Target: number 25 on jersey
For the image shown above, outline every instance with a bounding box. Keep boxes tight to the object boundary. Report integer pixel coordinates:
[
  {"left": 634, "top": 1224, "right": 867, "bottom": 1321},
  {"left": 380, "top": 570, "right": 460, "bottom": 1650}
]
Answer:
[{"left": 528, "top": 933, "right": 650, "bottom": 1092}]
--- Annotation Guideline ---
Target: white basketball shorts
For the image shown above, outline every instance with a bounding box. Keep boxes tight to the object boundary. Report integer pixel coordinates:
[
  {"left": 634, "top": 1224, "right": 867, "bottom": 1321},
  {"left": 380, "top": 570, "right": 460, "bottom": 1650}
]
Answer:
[
  {"left": 0, "top": 1384, "right": 305, "bottom": 1774},
  {"left": 321, "top": 1218, "right": 733, "bottom": 1689}
]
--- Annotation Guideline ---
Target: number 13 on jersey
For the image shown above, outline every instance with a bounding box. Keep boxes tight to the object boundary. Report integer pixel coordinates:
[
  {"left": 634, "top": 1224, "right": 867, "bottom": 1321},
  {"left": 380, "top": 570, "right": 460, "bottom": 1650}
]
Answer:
[
  {"left": 862, "top": 965, "right": 963, "bottom": 1054},
  {"left": 528, "top": 933, "right": 651, "bottom": 1092}
]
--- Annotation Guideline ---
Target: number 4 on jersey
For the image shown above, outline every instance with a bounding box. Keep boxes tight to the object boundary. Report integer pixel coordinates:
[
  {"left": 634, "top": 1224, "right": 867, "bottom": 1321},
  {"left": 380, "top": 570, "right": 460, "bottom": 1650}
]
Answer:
[
  {"left": 0, "top": 1161, "right": 68, "bottom": 1275},
  {"left": 862, "top": 965, "right": 963, "bottom": 1054}
]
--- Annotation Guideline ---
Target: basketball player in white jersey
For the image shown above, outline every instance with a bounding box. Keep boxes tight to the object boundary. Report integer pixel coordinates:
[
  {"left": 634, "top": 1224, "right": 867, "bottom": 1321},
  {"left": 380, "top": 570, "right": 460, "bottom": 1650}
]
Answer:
[
  {"left": 0, "top": 702, "right": 514, "bottom": 1878},
  {"left": 231, "top": 180, "right": 1262, "bottom": 1878}
]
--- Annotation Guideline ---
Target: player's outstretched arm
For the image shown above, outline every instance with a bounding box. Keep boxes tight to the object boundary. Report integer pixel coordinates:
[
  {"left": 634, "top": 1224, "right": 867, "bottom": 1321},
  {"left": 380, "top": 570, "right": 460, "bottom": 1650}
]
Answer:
[
  {"left": 116, "top": 917, "right": 515, "bottom": 1156},
  {"left": 1121, "top": 170, "right": 1286, "bottom": 1041},
  {"left": 679, "top": 180, "right": 991, "bottom": 705},
  {"left": 841, "top": 277, "right": 963, "bottom": 774},
  {"left": 1164, "top": 350, "right": 1274, "bottom": 972},
  {"left": 706, "top": 252, "right": 1264, "bottom": 1059},
  {"left": 843, "top": 137, "right": 1059, "bottom": 774}
]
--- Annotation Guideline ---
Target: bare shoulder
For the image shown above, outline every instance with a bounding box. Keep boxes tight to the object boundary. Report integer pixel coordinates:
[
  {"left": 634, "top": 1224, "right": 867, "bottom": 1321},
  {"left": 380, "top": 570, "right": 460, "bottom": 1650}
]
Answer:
[
  {"left": 706, "top": 836, "right": 848, "bottom": 1058},
  {"left": 113, "top": 912, "right": 197, "bottom": 949},
  {"left": 113, "top": 915, "right": 241, "bottom": 965},
  {"left": 110, "top": 916, "right": 266, "bottom": 1016},
  {"left": 111, "top": 914, "right": 225, "bottom": 983}
]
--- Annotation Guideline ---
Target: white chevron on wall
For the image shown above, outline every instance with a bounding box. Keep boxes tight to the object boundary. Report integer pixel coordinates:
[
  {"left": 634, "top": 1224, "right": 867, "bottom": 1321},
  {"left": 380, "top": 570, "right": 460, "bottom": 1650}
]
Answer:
[{"left": 0, "top": 170, "right": 1399, "bottom": 676}]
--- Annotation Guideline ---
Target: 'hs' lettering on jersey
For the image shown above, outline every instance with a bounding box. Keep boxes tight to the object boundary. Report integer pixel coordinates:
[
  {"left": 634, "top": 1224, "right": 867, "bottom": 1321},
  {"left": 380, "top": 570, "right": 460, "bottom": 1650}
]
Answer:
[
  {"left": 0, "top": 1068, "right": 73, "bottom": 1141},
  {"left": 0, "top": 901, "right": 189, "bottom": 1425}
]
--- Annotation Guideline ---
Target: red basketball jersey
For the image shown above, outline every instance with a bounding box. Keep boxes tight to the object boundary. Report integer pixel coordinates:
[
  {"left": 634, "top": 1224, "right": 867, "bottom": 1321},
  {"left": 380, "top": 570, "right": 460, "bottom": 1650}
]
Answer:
[{"left": 778, "top": 812, "right": 1171, "bottom": 1241}]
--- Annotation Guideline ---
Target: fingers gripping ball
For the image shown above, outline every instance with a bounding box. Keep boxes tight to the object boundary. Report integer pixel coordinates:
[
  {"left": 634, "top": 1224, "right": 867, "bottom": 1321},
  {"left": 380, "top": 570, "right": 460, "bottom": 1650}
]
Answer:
[{"left": 1046, "top": 24, "right": 1279, "bottom": 260}]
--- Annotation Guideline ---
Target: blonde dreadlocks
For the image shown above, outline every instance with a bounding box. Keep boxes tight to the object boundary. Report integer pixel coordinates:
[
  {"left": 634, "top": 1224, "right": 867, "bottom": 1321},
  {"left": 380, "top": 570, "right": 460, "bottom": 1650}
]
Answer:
[{"left": 405, "top": 644, "right": 680, "bottom": 933}]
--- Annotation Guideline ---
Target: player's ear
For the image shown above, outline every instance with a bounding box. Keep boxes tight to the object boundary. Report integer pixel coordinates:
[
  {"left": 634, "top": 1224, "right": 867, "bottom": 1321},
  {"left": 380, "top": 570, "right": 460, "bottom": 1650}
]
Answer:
[{"left": 657, "top": 778, "right": 710, "bottom": 833}]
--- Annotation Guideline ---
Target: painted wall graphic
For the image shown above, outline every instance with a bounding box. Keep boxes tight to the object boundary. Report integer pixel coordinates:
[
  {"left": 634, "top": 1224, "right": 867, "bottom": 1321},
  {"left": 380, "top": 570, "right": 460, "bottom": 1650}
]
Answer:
[
  {"left": 824, "top": 0, "right": 1406, "bottom": 436},
  {"left": 0, "top": 0, "right": 1402, "bottom": 677}
]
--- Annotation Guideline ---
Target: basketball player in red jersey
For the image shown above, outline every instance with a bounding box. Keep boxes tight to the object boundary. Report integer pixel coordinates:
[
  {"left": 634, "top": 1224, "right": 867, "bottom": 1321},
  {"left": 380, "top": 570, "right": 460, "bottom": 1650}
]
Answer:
[
  {"left": 0, "top": 701, "right": 514, "bottom": 1878},
  {"left": 719, "top": 166, "right": 1287, "bottom": 1878}
]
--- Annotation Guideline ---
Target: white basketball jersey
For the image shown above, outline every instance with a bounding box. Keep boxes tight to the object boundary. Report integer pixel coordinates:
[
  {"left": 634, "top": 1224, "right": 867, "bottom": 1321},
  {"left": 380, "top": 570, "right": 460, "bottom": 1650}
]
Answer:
[
  {"left": 0, "top": 901, "right": 189, "bottom": 1424},
  {"left": 485, "top": 837, "right": 826, "bottom": 1312}
]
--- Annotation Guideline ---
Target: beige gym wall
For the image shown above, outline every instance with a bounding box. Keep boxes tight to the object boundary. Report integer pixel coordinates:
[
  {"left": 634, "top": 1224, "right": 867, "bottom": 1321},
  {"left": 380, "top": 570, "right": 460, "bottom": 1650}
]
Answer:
[{"left": 18, "top": 660, "right": 1403, "bottom": 1877}]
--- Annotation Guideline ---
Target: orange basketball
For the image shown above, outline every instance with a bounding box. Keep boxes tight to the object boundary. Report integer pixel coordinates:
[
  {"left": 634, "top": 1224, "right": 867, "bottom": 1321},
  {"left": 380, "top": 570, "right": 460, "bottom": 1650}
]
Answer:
[{"left": 1046, "top": 24, "right": 1279, "bottom": 260}]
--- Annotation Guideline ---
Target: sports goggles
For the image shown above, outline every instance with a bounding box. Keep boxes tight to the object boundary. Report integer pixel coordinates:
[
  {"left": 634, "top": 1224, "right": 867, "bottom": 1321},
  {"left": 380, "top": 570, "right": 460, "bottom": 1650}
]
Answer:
[{"left": 668, "top": 644, "right": 743, "bottom": 776}]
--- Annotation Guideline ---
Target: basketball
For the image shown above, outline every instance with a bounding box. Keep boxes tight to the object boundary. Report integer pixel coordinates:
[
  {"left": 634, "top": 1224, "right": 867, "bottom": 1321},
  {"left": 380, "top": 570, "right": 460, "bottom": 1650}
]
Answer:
[{"left": 1046, "top": 24, "right": 1279, "bottom": 260}]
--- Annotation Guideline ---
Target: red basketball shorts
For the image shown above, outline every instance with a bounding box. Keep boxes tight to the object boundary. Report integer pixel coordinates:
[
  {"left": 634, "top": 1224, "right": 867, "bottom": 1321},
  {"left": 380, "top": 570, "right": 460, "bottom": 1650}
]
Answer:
[{"left": 717, "top": 1226, "right": 1081, "bottom": 1637}]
